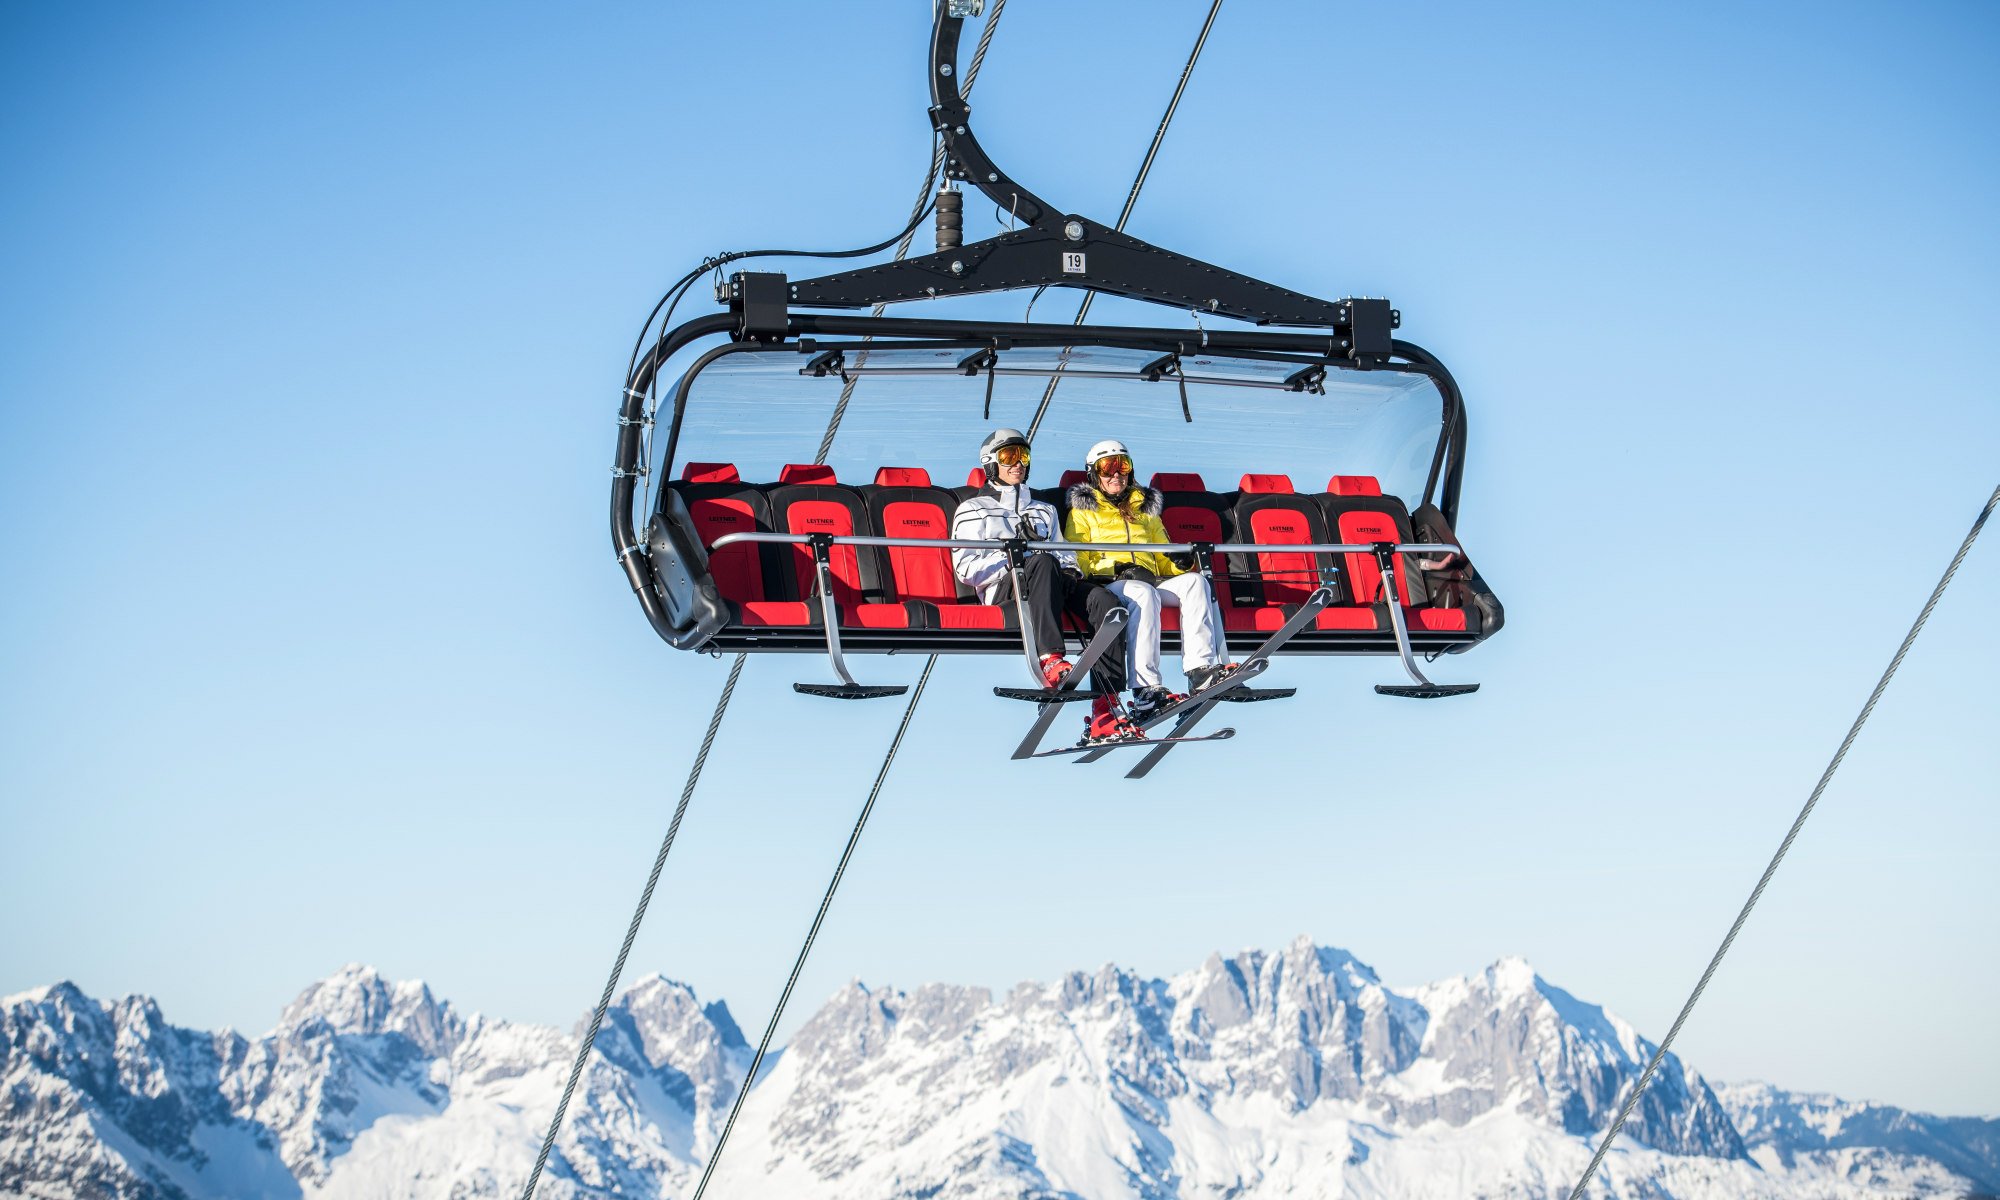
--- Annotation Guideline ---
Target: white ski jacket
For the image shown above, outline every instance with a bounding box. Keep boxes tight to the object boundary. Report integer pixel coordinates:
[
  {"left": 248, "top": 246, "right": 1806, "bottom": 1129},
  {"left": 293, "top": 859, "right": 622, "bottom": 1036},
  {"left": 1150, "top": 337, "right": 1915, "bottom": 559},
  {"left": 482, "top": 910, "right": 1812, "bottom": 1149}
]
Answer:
[{"left": 949, "top": 482, "right": 1076, "bottom": 603}]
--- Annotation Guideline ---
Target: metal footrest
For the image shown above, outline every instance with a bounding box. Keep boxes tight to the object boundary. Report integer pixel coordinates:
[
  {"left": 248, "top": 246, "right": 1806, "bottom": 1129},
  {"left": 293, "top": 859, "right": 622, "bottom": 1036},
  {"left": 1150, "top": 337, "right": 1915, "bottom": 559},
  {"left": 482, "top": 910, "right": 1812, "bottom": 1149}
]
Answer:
[
  {"left": 994, "top": 687, "right": 1102, "bottom": 704},
  {"left": 795, "top": 682, "right": 910, "bottom": 700},
  {"left": 1374, "top": 682, "right": 1480, "bottom": 699},
  {"left": 1210, "top": 687, "right": 1296, "bottom": 703}
]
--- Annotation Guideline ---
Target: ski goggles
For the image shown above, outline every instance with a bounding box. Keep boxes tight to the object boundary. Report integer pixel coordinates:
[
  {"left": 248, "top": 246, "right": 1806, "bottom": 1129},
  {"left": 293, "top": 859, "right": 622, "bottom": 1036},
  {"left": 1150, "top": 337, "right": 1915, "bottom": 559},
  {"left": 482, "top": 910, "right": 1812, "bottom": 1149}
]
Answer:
[
  {"left": 993, "top": 444, "right": 1030, "bottom": 466},
  {"left": 1091, "top": 454, "right": 1133, "bottom": 475}
]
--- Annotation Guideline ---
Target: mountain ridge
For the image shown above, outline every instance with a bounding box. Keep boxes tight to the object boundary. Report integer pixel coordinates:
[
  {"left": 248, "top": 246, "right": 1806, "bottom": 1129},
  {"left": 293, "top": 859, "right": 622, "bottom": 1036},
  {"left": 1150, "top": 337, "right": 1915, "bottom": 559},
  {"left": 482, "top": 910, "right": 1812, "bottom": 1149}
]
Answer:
[{"left": 4, "top": 943, "right": 1993, "bottom": 1199}]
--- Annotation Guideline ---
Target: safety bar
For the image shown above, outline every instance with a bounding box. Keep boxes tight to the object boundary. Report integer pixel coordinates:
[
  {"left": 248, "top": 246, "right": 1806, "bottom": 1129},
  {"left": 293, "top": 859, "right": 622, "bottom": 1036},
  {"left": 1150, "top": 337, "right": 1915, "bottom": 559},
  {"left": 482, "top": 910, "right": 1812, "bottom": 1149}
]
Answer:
[{"left": 710, "top": 532, "right": 1464, "bottom": 557}]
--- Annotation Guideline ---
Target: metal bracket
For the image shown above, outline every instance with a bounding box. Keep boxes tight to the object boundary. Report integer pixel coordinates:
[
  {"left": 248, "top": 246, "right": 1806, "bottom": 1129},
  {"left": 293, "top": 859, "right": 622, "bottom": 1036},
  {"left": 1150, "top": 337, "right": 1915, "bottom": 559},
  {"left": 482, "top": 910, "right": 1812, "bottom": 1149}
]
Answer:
[
  {"left": 960, "top": 344, "right": 1001, "bottom": 418},
  {"left": 1370, "top": 544, "right": 1478, "bottom": 698},
  {"left": 803, "top": 348, "right": 846, "bottom": 378},
  {"left": 794, "top": 532, "right": 909, "bottom": 699},
  {"left": 722, "top": 271, "right": 790, "bottom": 342}
]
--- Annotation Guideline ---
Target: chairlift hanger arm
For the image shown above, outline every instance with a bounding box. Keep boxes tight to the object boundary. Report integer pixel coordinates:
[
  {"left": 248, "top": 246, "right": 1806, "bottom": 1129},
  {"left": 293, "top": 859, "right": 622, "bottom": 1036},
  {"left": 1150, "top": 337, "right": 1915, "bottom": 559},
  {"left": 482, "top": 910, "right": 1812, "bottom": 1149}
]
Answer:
[{"left": 734, "top": 5, "right": 1400, "bottom": 349}]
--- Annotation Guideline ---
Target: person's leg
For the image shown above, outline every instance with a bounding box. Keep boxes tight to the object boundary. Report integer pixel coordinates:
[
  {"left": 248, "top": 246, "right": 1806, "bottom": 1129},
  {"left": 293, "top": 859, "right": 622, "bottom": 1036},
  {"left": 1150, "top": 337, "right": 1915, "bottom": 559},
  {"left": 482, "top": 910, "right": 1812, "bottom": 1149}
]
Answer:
[
  {"left": 991, "top": 553, "right": 1066, "bottom": 658},
  {"left": 1106, "top": 579, "right": 1163, "bottom": 690},
  {"left": 1159, "top": 573, "right": 1223, "bottom": 674},
  {"left": 1061, "top": 575, "right": 1128, "bottom": 694}
]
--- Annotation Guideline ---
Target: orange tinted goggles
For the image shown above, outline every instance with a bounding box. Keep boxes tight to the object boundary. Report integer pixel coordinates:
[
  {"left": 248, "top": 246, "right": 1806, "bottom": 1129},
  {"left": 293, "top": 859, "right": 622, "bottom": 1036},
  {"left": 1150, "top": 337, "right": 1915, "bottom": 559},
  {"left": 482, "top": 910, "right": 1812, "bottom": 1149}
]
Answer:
[
  {"left": 1092, "top": 454, "right": 1133, "bottom": 475},
  {"left": 994, "top": 444, "right": 1030, "bottom": 466}
]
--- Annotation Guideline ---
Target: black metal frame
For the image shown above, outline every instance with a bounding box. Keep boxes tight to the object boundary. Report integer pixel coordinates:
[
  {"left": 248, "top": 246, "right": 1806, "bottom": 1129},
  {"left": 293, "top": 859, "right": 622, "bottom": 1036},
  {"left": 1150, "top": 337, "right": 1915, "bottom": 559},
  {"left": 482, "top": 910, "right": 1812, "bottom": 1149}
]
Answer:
[{"left": 771, "top": 12, "right": 1401, "bottom": 341}]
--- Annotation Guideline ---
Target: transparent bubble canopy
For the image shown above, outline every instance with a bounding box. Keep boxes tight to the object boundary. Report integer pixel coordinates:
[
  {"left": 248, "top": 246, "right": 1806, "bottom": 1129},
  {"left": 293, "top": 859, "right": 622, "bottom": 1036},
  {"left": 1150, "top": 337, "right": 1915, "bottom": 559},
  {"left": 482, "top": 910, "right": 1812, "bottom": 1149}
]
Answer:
[{"left": 661, "top": 344, "right": 1447, "bottom": 501}]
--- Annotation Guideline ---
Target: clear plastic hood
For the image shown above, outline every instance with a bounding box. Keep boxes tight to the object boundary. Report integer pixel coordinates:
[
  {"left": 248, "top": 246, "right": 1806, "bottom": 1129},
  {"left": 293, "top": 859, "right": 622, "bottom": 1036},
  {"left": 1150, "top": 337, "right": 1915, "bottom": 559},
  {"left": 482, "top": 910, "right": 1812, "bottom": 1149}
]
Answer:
[{"left": 658, "top": 344, "right": 1447, "bottom": 501}]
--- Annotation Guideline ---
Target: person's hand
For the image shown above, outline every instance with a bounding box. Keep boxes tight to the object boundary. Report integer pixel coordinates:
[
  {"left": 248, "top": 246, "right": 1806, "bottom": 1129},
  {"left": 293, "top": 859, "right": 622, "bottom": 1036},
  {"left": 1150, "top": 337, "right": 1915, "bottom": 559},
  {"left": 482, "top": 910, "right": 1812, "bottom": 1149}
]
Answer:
[
  {"left": 1060, "top": 565, "right": 1084, "bottom": 582},
  {"left": 1166, "top": 552, "right": 1195, "bottom": 570},
  {"left": 1115, "top": 564, "right": 1159, "bottom": 585}
]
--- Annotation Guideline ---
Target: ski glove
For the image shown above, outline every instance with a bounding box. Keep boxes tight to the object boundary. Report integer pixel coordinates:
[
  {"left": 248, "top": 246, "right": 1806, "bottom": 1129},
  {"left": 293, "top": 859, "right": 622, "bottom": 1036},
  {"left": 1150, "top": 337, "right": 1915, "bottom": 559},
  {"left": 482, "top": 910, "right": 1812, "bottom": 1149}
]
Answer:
[{"left": 1114, "top": 564, "right": 1159, "bottom": 585}]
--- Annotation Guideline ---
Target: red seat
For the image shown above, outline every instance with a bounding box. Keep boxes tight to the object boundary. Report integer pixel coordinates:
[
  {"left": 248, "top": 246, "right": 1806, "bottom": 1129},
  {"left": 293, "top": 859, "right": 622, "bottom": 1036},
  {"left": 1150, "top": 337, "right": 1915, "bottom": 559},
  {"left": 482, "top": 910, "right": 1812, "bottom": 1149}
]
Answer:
[
  {"left": 1230, "top": 473, "right": 1379, "bottom": 632},
  {"left": 1314, "top": 475, "right": 1472, "bottom": 633},
  {"left": 1150, "top": 469, "right": 1235, "bottom": 601},
  {"left": 666, "top": 463, "right": 787, "bottom": 616},
  {"left": 861, "top": 467, "right": 1011, "bottom": 631},
  {"left": 766, "top": 466, "right": 919, "bottom": 628}
]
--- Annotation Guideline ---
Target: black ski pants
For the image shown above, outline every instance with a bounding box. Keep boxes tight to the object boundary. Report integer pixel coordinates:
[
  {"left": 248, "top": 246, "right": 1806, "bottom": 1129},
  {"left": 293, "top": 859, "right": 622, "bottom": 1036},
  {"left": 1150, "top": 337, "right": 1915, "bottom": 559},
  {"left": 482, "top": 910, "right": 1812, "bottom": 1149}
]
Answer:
[{"left": 990, "top": 552, "right": 1127, "bottom": 693}]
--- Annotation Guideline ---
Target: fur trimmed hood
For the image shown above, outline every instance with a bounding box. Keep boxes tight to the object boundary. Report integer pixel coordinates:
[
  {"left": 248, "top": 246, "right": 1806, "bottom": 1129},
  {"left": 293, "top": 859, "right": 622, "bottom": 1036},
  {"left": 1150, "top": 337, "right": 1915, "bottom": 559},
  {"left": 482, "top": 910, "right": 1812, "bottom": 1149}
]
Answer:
[{"left": 1067, "top": 481, "right": 1162, "bottom": 517}]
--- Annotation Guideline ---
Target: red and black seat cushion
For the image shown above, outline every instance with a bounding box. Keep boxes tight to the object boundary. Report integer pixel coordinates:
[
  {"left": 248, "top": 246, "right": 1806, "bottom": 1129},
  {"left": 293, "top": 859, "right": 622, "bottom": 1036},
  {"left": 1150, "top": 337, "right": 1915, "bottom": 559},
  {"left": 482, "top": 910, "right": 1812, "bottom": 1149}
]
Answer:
[
  {"left": 1313, "top": 476, "right": 1467, "bottom": 632},
  {"left": 860, "top": 467, "right": 1010, "bottom": 631},
  {"left": 1229, "top": 474, "right": 1375, "bottom": 631},
  {"left": 764, "top": 466, "right": 921, "bottom": 629},
  {"left": 1150, "top": 471, "right": 1235, "bottom": 584},
  {"left": 665, "top": 463, "right": 789, "bottom": 618},
  {"left": 1147, "top": 472, "right": 1233, "bottom": 634}
]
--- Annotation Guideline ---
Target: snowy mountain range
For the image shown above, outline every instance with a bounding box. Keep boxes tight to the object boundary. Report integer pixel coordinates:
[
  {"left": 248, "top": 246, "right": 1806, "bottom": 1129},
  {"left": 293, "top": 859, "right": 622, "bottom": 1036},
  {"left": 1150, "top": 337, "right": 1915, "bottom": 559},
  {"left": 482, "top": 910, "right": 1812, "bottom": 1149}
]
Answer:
[{"left": 4, "top": 938, "right": 1995, "bottom": 1199}]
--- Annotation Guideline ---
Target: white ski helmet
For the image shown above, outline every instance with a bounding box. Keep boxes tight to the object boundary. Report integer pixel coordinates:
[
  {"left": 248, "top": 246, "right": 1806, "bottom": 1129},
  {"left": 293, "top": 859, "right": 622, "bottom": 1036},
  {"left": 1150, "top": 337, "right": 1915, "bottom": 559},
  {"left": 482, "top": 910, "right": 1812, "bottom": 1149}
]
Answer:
[
  {"left": 1084, "top": 438, "right": 1133, "bottom": 474},
  {"left": 978, "top": 427, "right": 1031, "bottom": 482}
]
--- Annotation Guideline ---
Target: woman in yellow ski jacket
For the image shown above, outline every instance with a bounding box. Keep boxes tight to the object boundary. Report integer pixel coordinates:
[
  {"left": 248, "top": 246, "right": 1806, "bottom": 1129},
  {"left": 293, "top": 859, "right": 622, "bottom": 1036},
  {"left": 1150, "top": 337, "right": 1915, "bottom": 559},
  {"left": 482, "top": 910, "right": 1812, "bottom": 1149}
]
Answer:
[{"left": 1064, "top": 438, "right": 1231, "bottom": 719}]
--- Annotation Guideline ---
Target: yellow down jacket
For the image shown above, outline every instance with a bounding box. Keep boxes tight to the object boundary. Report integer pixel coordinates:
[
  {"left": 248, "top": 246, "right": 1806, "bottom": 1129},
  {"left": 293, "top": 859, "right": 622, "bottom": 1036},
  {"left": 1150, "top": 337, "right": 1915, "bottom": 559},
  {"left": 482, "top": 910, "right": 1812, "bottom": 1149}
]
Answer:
[{"left": 1064, "top": 482, "right": 1189, "bottom": 581}]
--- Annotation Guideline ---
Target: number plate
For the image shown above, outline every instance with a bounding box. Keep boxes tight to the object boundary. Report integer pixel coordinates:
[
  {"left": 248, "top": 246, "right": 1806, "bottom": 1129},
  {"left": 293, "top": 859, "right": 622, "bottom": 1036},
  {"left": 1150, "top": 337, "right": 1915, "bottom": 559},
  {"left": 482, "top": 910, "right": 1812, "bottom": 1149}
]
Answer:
[{"left": 1061, "top": 251, "right": 1087, "bottom": 275}]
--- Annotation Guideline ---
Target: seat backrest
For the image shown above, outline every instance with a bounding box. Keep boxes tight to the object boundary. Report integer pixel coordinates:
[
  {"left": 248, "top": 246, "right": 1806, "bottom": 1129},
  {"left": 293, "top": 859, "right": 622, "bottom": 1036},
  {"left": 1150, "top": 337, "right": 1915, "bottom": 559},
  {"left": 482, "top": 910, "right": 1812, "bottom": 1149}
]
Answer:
[
  {"left": 1230, "top": 473, "right": 1345, "bottom": 605},
  {"left": 1150, "top": 472, "right": 1236, "bottom": 589},
  {"left": 1314, "top": 475, "right": 1427, "bottom": 606},
  {"left": 861, "top": 469, "right": 968, "bottom": 604},
  {"left": 666, "top": 464, "right": 777, "bottom": 604},
  {"left": 952, "top": 466, "right": 987, "bottom": 507},
  {"left": 764, "top": 469, "right": 887, "bottom": 608}
]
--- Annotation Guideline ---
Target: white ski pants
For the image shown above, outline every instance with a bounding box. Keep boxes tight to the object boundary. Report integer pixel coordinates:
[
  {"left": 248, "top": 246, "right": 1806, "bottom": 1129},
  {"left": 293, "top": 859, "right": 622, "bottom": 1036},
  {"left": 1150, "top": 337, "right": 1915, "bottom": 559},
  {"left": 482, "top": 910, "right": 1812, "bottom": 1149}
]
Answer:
[{"left": 1106, "top": 573, "right": 1225, "bottom": 690}]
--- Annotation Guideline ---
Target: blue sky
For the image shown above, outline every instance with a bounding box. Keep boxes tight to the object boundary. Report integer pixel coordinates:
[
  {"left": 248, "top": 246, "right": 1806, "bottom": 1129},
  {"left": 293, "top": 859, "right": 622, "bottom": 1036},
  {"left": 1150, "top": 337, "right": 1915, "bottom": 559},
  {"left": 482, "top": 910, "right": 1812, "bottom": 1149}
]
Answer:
[{"left": 3, "top": 1, "right": 1995, "bottom": 1119}]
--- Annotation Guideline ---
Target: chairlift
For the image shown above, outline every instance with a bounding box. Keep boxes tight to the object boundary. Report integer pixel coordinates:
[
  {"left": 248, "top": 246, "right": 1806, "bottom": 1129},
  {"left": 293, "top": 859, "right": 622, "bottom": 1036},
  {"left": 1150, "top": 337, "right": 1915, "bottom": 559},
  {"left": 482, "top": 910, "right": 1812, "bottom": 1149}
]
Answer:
[{"left": 609, "top": 2, "right": 1503, "bottom": 746}]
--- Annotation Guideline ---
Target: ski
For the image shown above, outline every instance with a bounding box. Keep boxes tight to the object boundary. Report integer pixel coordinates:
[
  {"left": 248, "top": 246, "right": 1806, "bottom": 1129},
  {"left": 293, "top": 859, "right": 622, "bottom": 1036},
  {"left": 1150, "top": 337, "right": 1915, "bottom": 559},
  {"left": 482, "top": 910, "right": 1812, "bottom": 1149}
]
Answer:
[
  {"left": 1072, "top": 659, "right": 1271, "bottom": 766},
  {"left": 1116, "top": 586, "right": 1335, "bottom": 778},
  {"left": 1005, "top": 609, "right": 1128, "bottom": 760},
  {"left": 1030, "top": 729, "right": 1235, "bottom": 758}
]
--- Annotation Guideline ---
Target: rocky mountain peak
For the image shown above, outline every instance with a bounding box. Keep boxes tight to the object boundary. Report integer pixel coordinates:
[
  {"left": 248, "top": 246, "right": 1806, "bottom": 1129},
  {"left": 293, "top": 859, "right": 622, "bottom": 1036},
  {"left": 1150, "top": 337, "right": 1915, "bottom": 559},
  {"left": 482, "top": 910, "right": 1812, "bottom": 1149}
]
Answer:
[{"left": 275, "top": 963, "right": 463, "bottom": 1057}]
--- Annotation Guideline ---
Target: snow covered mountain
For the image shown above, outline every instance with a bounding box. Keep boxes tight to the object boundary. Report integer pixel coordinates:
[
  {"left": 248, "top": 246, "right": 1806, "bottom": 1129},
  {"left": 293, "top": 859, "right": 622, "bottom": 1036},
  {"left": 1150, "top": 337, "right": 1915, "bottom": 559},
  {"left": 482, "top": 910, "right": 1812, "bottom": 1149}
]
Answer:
[{"left": 3, "top": 940, "right": 1993, "bottom": 1199}]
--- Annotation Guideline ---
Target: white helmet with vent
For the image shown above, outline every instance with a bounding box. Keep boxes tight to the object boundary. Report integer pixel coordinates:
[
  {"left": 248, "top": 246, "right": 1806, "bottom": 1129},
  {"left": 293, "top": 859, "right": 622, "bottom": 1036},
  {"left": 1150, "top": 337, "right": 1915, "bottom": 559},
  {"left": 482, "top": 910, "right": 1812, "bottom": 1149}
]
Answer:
[
  {"left": 1085, "top": 438, "right": 1132, "bottom": 473},
  {"left": 977, "top": 428, "right": 1031, "bottom": 482}
]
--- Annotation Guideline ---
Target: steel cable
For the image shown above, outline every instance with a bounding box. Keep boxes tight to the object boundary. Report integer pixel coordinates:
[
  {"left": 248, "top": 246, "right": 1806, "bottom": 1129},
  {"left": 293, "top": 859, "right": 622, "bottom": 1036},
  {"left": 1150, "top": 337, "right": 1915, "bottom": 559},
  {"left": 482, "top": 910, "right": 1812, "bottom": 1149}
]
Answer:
[
  {"left": 519, "top": 654, "right": 747, "bottom": 1200},
  {"left": 696, "top": 4, "right": 1008, "bottom": 1184},
  {"left": 1026, "top": 0, "right": 1224, "bottom": 442},
  {"left": 686, "top": 658, "right": 940, "bottom": 1200},
  {"left": 1566, "top": 480, "right": 1998, "bottom": 1199},
  {"left": 815, "top": 0, "right": 1009, "bottom": 466},
  {"left": 549, "top": 5, "right": 1220, "bottom": 1195},
  {"left": 693, "top": 6, "right": 1241, "bottom": 1195}
]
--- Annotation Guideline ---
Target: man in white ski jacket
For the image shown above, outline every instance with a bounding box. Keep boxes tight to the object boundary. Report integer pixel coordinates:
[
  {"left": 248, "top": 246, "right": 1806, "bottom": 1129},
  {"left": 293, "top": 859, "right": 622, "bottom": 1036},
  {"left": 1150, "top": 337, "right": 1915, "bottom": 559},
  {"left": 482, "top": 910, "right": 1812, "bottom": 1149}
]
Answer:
[{"left": 951, "top": 429, "right": 1133, "bottom": 740}]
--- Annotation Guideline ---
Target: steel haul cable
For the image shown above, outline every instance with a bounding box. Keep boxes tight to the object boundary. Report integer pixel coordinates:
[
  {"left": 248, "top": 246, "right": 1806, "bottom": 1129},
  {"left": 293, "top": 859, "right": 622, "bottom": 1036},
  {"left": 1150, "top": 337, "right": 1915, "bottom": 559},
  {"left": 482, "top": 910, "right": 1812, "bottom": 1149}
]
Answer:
[
  {"left": 537, "top": 3, "right": 1224, "bottom": 1195},
  {"left": 687, "top": 5, "right": 1229, "bottom": 1196},
  {"left": 1565, "top": 480, "right": 1998, "bottom": 1199},
  {"left": 814, "top": 0, "right": 1009, "bottom": 466},
  {"left": 1026, "top": 0, "right": 1225, "bottom": 441},
  {"left": 685, "top": 658, "right": 939, "bottom": 1200},
  {"left": 682, "top": 8, "right": 1011, "bottom": 1192},
  {"left": 526, "top": 11, "right": 1014, "bottom": 1198},
  {"left": 519, "top": 653, "right": 746, "bottom": 1200}
]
